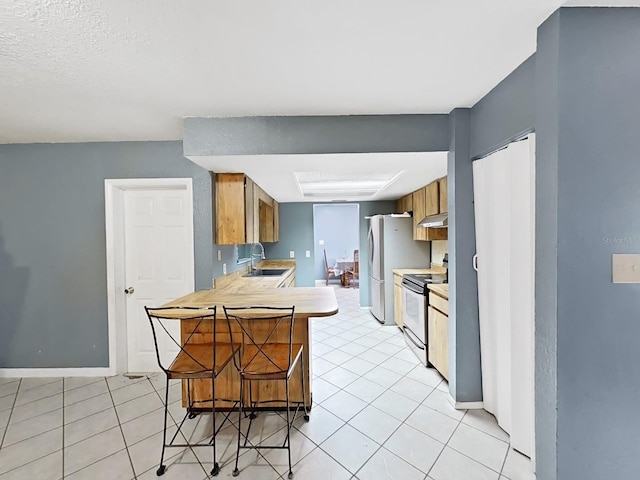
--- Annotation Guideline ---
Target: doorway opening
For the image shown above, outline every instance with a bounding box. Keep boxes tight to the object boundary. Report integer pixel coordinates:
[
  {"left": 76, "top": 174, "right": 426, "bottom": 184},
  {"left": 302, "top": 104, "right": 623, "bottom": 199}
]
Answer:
[{"left": 312, "top": 204, "right": 359, "bottom": 287}]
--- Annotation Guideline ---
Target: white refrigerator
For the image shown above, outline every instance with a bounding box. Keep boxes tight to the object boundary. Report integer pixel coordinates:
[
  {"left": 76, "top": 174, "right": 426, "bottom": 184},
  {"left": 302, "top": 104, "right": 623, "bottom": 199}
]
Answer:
[{"left": 368, "top": 215, "right": 430, "bottom": 325}]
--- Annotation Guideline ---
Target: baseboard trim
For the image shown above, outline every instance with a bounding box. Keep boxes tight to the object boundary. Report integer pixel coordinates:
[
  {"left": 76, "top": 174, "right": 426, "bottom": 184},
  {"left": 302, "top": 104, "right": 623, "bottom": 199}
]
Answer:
[
  {"left": 448, "top": 394, "right": 484, "bottom": 410},
  {"left": 0, "top": 367, "right": 114, "bottom": 378}
]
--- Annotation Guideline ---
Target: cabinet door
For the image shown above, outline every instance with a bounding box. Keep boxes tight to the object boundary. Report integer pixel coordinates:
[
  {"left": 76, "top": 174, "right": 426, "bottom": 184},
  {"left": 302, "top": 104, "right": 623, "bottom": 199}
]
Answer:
[
  {"left": 393, "top": 277, "right": 403, "bottom": 328},
  {"left": 215, "top": 173, "right": 247, "bottom": 245},
  {"left": 425, "top": 181, "right": 439, "bottom": 217},
  {"left": 403, "top": 194, "right": 413, "bottom": 213},
  {"left": 412, "top": 187, "right": 427, "bottom": 241},
  {"left": 244, "top": 177, "right": 257, "bottom": 244},
  {"left": 259, "top": 199, "right": 274, "bottom": 242},
  {"left": 428, "top": 305, "right": 449, "bottom": 380},
  {"left": 438, "top": 177, "right": 447, "bottom": 213},
  {"left": 397, "top": 194, "right": 413, "bottom": 214},
  {"left": 273, "top": 200, "right": 279, "bottom": 242}
]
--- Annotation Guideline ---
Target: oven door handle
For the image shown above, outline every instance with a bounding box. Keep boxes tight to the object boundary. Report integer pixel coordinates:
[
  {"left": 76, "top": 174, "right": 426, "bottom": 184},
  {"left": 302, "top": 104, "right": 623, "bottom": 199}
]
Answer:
[{"left": 403, "top": 326, "right": 425, "bottom": 350}]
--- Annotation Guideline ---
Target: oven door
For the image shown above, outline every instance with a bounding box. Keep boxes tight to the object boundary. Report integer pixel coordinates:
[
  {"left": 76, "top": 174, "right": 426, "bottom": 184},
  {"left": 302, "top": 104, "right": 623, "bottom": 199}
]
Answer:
[
  {"left": 402, "top": 285, "right": 426, "bottom": 344},
  {"left": 402, "top": 285, "right": 428, "bottom": 366}
]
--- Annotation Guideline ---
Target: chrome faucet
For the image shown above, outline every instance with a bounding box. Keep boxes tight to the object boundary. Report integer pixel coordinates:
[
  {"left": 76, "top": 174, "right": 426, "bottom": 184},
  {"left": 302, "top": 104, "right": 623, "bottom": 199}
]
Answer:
[{"left": 250, "top": 242, "right": 265, "bottom": 272}]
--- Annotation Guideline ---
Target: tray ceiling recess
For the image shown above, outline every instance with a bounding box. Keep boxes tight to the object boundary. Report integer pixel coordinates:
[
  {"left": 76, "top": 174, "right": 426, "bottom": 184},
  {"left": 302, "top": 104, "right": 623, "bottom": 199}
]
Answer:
[{"left": 294, "top": 171, "right": 403, "bottom": 200}]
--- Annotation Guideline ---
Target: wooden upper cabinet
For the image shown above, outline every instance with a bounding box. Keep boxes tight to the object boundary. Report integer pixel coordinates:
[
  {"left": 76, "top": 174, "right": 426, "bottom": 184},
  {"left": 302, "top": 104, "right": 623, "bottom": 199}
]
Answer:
[
  {"left": 412, "top": 187, "right": 427, "bottom": 241},
  {"left": 259, "top": 199, "right": 274, "bottom": 243},
  {"left": 412, "top": 180, "right": 447, "bottom": 242},
  {"left": 216, "top": 173, "right": 248, "bottom": 245},
  {"left": 215, "top": 173, "right": 279, "bottom": 245},
  {"left": 272, "top": 200, "right": 280, "bottom": 242},
  {"left": 425, "top": 181, "right": 439, "bottom": 217},
  {"left": 396, "top": 194, "right": 413, "bottom": 214},
  {"left": 438, "top": 176, "right": 448, "bottom": 213}
]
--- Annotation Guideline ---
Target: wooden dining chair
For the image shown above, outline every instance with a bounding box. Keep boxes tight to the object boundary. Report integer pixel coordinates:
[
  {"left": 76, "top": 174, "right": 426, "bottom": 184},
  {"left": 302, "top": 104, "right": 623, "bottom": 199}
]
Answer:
[
  {"left": 323, "top": 249, "right": 343, "bottom": 285},
  {"left": 344, "top": 249, "right": 359, "bottom": 288},
  {"left": 145, "top": 306, "right": 239, "bottom": 477}
]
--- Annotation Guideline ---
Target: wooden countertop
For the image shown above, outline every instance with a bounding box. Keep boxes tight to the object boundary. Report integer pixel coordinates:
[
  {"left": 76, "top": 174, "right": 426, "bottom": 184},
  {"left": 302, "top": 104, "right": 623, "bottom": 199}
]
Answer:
[
  {"left": 164, "top": 287, "right": 338, "bottom": 317},
  {"left": 164, "top": 259, "right": 337, "bottom": 317},
  {"left": 428, "top": 284, "right": 449, "bottom": 299},
  {"left": 392, "top": 266, "right": 447, "bottom": 276},
  {"left": 215, "top": 259, "right": 296, "bottom": 292}
]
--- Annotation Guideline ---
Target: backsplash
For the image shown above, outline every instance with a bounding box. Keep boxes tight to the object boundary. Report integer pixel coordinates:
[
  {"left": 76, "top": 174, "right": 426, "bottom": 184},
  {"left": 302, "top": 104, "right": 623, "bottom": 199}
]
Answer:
[{"left": 432, "top": 240, "right": 448, "bottom": 265}]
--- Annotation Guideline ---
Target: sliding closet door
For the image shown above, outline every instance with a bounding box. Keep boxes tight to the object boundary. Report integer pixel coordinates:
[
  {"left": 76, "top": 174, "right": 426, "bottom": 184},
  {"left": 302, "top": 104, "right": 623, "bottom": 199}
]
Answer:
[
  {"left": 473, "top": 136, "right": 535, "bottom": 460},
  {"left": 473, "top": 147, "right": 512, "bottom": 433}
]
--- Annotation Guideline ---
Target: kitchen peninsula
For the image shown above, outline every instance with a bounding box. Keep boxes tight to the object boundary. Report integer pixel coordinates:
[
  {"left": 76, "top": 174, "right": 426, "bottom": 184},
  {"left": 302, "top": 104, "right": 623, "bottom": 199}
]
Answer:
[{"left": 163, "top": 260, "right": 338, "bottom": 410}]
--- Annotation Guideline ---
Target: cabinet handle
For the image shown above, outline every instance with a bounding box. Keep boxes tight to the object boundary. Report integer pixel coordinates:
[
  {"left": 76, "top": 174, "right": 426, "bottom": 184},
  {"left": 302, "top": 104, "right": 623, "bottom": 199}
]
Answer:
[{"left": 472, "top": 254, "right": 478, "bottom": 272}]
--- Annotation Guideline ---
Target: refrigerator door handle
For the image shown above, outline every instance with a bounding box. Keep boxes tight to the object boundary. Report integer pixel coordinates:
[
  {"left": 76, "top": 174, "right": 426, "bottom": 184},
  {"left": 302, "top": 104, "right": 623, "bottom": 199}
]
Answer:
[{"left": 368, "top": 225, "right": 374, "bottom": 271}]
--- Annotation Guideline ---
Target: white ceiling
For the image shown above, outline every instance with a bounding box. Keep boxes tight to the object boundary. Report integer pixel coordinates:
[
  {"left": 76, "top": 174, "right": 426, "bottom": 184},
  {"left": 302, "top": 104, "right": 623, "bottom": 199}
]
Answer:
[
  {"left": 190, "top": 152, "right": 448, "bottom": 202},
  {"left": 1, "top": 0, "right": 638, "bottom": 200}
]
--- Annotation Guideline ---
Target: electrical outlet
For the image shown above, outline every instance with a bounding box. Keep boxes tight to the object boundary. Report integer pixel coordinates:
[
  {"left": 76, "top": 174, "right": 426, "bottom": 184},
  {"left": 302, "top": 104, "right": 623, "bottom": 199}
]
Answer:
[
  {"left": 222, "top": 263, "right": 227, "bottom": 275},
  {"left": 289, "top": 251, "right": 295, "bottom": 258},
  {"left": 217, "top": 249, "right": 221, "bottom": 261},
  {"left": 612, "top": 254, "right": 640, "bottom": 283},
  {"left": 212, "top": 278, "right": 215, "bottom": 289},
  {"left": 319, "top": 240, "right": 324, "bottom": 245},
  {"left": 306, "top": 250, "right": 311, "bottom": 258}
]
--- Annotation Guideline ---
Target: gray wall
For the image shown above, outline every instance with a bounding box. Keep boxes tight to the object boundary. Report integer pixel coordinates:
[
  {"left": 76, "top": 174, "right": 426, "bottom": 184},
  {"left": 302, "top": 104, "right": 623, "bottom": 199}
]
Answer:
[
  {"left": 263, "top": 203, "right": 315, "bottom": 287},
  {"left": 0, "top": 141, "right": 214, "bottom": 368},
  {"left": 533, "top": 10, "right": 560, "bottom": 479},
  {"left": 447, "top": 109, "right": 482, "bottom": 403},
  {"left": 313, "top": 204, "right": 359, "bottom": 280},
  {"left": 470, "top": 54, "right": 536, "bottom": 159},
  {"left": 184, "top": 115, "right": 449, "bottom": 156},
  {"left": 446, "top": 43, "right": 536, "bottom": 404},
  {"left": 536, "top": 8, "right": 640, "bottom": 479}
]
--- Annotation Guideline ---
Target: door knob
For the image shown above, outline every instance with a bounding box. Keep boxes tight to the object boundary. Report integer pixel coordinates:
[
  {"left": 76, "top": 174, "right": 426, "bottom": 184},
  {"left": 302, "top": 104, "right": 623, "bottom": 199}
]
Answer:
[{"left": 124, "top": 287, "right": 135, "bottom": 294}]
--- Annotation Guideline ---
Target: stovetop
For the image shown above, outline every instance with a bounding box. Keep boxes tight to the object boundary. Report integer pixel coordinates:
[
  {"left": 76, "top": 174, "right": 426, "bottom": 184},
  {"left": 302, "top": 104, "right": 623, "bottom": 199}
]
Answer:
[{"left": 402, "top": 273, "right": 447, "bottom": 295}]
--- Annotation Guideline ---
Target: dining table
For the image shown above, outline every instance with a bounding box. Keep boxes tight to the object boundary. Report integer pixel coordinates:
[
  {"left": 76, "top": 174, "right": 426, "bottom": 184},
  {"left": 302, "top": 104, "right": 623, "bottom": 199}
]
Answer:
[{"left": 336, "top": 257, "right": 355, "bottom": 287}]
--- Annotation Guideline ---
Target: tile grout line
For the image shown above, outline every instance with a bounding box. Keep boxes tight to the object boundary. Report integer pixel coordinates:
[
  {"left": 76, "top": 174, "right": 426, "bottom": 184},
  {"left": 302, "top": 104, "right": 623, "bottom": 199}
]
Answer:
[
  {"left": 311, "top": 305, "right": 459, "bottom": 477},
  {"left": 424, "top": 409, "right": 466, "bottom": 479},
  {"left": 0, "top": 378, "right": 21, "bottom": 449},
  {"left": 62, "top": 377, "right": 65, "bottom": 479},
  {"left": 105, "top": 376, "right": 138, "bottom": 480}
]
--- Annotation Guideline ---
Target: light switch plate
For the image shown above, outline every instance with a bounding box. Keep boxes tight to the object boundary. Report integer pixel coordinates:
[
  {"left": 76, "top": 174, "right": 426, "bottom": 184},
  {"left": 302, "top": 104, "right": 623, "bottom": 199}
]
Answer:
[
  {"left": 612, "top": 254, "right": 640, "bottom": 283},
  {"left": 319, "top": 240, "right": 324, "bottom": 245},
  {"left": 306, "top": 250, "right": 311, "bottom": 258}
]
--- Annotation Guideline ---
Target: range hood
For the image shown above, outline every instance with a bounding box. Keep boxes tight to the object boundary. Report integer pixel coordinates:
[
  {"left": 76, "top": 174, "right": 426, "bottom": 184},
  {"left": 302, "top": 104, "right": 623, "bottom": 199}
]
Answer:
[{"left": 418, "top": 213, "right": 448, "bottom": 228}]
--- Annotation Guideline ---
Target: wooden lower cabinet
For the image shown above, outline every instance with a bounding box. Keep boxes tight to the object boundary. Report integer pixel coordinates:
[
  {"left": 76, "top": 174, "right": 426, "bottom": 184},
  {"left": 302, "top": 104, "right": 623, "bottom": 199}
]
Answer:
[
  {"left": 428, "top": 303, "right": 449, "bottom": 380},
  {"left": 393, "top": 274, "right": 403, "bottom": 328},
  {"left": 181, "top": 317, "right": 310, "bottom": 410}
]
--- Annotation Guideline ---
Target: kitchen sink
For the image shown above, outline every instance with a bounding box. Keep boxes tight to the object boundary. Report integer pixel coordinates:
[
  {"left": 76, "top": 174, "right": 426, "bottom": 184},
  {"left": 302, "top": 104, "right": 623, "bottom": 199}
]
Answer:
[{"left": 243, "top": 268, "right": 288, "bottom": 277}]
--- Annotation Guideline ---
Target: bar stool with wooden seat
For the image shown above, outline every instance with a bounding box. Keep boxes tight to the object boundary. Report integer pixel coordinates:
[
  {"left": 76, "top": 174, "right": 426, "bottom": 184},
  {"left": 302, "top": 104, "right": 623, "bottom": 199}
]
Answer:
[
  {"left": 222, "top": 305, "right": 309, "bottom": 479},
  {"left": 145, "top": 306, "right": 239, "bottom": 477}
]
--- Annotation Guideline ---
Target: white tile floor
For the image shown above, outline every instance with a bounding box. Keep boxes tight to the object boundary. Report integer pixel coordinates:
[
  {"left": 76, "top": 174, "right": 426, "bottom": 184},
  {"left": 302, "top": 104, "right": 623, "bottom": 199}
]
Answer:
[{"left": 0, "top": 286, "right": 535, "bottom": 480}]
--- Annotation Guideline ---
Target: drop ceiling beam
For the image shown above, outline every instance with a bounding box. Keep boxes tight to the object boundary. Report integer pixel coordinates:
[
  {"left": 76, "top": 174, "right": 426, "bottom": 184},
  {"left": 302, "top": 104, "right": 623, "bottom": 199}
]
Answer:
[{"left": 183, "top": 114, "right": 449, "bottom": 157}]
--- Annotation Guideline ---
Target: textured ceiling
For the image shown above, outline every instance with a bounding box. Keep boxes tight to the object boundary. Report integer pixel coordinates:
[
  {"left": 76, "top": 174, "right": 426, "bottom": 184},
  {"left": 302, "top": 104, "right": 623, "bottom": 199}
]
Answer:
[
  {"left": 2, "top": 0, "right": 624, "bottom": 144},
  {"left": 2, "top": 1, "right": 638, "bottom": 201}
]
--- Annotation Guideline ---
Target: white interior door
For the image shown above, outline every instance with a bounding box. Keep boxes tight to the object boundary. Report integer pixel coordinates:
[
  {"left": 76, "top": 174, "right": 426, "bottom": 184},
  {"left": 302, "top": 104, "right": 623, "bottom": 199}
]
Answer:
[
  {"left": 473, "top": 136, "right": 535, "bottom": 461},
  {"left": 124, "top": 187, "right": 194, "bottom": 373}
]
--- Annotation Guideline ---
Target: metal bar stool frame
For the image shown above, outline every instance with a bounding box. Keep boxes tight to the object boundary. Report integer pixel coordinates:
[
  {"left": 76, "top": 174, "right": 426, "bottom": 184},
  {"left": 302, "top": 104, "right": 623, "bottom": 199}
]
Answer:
[
  {"left": 222, "top": 305, "right": 310, "bottom": 479},
  {"left": 145, "top": 305, "right": 239, "bottom": 477}
]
